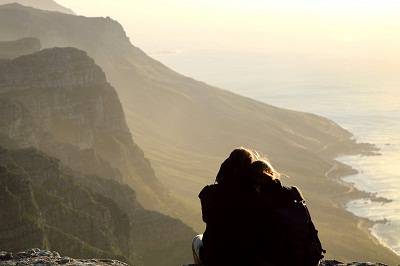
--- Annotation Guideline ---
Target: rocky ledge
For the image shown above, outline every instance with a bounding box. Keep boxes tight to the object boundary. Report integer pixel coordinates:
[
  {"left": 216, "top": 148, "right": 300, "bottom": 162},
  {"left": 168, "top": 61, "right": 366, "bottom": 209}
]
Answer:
[
  {"left": 0, "top": 249, "right": 390, "bottom": 266},
  {"left": 0, "top": 249, "right": 128, "bottom": 266}
]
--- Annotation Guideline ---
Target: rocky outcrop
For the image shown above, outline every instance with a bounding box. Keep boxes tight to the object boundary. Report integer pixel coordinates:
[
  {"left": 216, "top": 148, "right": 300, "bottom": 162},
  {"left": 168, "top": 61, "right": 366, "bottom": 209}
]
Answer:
[
  {"left": 0, "top": 249, "right": 391, "bottom": 266},
  {"left": 0, "top": 249, "right": 127, "bottom": 265},
  {"left": 0, "top": 47, "right": 166, "bottom": 210},
  {"left": 0, "top": 38, "right": 41, "bottom": 59},
  {"left": 0, "top": 46, "right": 195, "bottom": 266},
  {"left": 0, "top": 47, "right": 106, "bottom": 91}
]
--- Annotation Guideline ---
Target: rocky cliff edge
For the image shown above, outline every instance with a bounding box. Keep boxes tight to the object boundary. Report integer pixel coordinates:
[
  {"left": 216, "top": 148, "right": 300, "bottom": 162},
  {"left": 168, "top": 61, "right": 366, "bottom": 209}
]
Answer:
[{"left": 0, "top": 249, "right": 391, "bottom": 266}]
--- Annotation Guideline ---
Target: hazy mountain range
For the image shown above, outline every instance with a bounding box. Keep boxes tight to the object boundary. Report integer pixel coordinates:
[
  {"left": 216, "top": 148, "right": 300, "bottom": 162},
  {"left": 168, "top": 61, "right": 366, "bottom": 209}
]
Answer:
[
  {"left": 0, "top": 45, "right": 169, "bottom": 211},
  {"left": 0, "top": 0, "right": 73, "bottom": 14},
  {"left": 0, "top": 37, "right": 41, "bottom": 59},
  {"left": 0, "top": 1, "right": 398, "bottom": 265},
  {"left": 0, "top": 41, "right": 194, "bottom": 266}
]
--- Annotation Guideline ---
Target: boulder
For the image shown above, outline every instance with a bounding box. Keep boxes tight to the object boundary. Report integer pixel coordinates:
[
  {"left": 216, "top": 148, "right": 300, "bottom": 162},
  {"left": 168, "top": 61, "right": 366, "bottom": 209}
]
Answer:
[{"left": 0, "top": 249, "right": 128, "bottom": 266}]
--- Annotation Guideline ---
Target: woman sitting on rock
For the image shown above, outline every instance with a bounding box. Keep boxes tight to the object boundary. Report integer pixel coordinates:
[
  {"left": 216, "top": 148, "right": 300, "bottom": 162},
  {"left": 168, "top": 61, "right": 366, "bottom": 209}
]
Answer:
[{"left": 192, "top": 147, "right": 324, "bottom": 266}]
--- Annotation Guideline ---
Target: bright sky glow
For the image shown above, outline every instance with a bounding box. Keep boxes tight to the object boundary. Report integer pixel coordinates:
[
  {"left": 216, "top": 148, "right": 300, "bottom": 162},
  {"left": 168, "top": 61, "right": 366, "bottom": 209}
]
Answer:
[{"left": 56, "top": 0, "right": 400, "bottom": 66}]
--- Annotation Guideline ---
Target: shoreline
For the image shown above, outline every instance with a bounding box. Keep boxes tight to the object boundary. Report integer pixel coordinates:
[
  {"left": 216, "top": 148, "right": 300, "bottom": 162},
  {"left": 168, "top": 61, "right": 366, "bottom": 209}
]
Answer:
[{"left": 326, "top": 154, "right": 400, "bottom": 258}]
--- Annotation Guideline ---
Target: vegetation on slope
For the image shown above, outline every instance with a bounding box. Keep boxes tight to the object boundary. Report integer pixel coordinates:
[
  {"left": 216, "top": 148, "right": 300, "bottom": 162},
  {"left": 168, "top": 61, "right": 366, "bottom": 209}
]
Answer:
[{"left": 0, "top": 146, "right": 194, "bottom": 266}]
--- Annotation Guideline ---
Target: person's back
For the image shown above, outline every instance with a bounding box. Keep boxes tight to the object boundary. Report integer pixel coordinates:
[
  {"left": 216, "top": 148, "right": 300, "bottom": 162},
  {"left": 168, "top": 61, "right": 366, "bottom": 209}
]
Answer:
[
  {"left": 199, "top": 183, "right": 294, "bottom": 265},
  {"left": 199, "top": 183, "right": 264, "bottom": 265},
  {"left": 193, "top": 148, "right": 324, "bottom": 266}
]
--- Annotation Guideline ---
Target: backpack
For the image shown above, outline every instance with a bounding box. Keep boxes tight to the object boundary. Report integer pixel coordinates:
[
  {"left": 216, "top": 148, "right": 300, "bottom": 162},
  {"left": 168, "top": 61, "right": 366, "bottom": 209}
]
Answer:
[{"left": 272, "top": 186, "right": 326, "bottom": 266}]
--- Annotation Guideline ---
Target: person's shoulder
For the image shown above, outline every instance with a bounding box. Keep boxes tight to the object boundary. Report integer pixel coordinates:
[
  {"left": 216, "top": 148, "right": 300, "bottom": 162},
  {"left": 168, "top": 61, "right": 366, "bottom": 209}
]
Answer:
[
  {"left": 281, "top": 185, "right": 305, "bottom": 202},
  {"left": 199, "top": 184, "right": 219, "bottom": 199}
]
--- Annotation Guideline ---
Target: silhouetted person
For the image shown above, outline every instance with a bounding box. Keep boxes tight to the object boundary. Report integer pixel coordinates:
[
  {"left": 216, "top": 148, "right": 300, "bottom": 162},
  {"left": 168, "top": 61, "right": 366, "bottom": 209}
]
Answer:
[{"left": 192, "top": 147, "right": 324, "bottom": 266}]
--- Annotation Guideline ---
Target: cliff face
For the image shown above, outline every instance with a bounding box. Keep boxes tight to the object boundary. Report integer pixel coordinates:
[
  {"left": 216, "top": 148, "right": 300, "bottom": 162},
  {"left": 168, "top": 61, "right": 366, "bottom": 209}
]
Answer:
[
  {"left": 0, "top": 47, "right": 107, "bottom": 91},
  {"left": 0, "top": 47, "right": 165, "bottom": 209},
  {"left": 0, "top": 47, "right": 196, "bottom": 265},
  {"left": 0, "top": 148, "right": 194, "bottom": 266}
]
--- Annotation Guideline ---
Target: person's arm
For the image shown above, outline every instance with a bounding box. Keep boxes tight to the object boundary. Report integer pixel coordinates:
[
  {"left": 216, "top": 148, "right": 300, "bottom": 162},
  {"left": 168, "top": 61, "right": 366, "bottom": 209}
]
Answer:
[{"left": 199, "top": 185, "right": 217, "bottom": 223}]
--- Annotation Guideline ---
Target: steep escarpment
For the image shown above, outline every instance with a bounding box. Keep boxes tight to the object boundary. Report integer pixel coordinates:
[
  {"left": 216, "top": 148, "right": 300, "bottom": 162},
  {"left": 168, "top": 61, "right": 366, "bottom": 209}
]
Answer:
[
  {"left": 0, "top": 47, "right": 166, "bottom": 210},
  {"left": 0, "top": 148, "right": 194, "bottom": 266},
  {"left": 0, "top": 38, "right": 41, "bottom": 59},
  {"left": 0, "top": 4, "right": 398, "bottom": 264}
]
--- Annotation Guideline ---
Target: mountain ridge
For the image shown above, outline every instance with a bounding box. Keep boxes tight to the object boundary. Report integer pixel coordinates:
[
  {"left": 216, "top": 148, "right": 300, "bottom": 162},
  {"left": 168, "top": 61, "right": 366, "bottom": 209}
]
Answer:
[{"left": 0, "top": 0, "right": 74, "bottom": 14}]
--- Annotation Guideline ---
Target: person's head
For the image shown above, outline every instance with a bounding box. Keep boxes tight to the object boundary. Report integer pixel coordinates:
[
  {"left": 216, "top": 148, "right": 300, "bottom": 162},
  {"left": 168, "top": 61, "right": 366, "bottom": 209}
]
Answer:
[
  {"left": 250, "top": 159, "right": 280, "bottom": 186},
  {"left": 216, "top": 147, "right": 256, "bottom": 186}
]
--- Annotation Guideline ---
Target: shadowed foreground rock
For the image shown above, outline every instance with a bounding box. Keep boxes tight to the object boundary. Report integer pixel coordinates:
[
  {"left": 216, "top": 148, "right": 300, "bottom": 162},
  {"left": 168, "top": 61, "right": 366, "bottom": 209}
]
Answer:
[
  {"left": 0, "top": 249, "right": 391, "bottom": 266},
  {"left": 0, "top": 249, "right": 128, "bottom": 266}
]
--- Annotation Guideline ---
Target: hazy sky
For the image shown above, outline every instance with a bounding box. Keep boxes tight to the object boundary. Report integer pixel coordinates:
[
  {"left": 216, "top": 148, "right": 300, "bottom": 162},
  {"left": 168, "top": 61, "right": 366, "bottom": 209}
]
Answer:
[{"left": 56, "top": 0, "right": 399, "bottom": 62}]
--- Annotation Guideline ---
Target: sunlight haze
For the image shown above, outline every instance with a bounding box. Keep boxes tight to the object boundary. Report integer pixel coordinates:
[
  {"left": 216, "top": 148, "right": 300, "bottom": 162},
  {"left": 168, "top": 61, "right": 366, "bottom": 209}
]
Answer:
[
  {"left": 1, "top": 0, "right": 400, "bottom": 263},
  {"left": 56, "top": 0, "right": 400, "bottom": 58}
]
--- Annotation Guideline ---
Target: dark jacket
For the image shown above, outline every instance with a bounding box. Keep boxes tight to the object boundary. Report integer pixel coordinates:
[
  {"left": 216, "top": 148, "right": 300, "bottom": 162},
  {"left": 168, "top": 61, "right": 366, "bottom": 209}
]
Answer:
[{"left": 199, "top": 181, "right": 289, "bottom": 266}]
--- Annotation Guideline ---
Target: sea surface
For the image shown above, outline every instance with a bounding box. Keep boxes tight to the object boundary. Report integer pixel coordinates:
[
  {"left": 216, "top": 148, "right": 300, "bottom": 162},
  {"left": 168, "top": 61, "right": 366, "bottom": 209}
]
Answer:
[{"left": 154, "top": 49, "right": 400, "bottom": 255}]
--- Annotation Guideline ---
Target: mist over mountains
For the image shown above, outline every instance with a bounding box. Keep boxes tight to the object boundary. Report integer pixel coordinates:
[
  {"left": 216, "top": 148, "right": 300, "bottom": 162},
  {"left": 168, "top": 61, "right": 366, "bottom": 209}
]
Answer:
[
  {"left": 0, "top": 1, "right": 399, "bottom": 265},
  {"left": 0, "top": 0, "right": 73, "bottom": 14},
  {"left": 0, "top": 37, "right": 41, "bottom": 59},
  {"left": 0, "top": 45, "right": 166, "bottom": 209},
  {"left": 0, "top": 42, "right": 194, "bottom": 266}
]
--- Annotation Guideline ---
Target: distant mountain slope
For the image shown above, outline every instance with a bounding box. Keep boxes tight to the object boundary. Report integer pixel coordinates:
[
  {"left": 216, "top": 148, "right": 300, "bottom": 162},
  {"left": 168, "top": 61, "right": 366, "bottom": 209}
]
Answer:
[
  {"left": 0, "top": 146, "right": 195, "bottom": 266},
  {"left": 0, "top": 0, "right": 74, "bottom": 14},
  {"left": 0, "top": 4, "right": 398, "bottom": 264},
  {"left": 0, "top": 38, "right": 41, "bottom": 59}
]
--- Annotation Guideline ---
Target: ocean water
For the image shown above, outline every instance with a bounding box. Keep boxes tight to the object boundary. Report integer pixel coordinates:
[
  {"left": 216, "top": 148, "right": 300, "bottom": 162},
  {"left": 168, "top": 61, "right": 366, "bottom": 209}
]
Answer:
[{"left": 154, "top": 50, "right": 400, "bottom": 255}]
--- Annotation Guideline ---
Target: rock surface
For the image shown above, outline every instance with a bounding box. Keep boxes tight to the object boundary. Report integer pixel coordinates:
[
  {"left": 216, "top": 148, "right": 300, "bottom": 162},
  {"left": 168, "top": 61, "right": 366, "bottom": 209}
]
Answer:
[
  {"left": 0, "top": 249, "right": 128, "bottom": 265},
  {"left": 2, "top": 249, "right": 388, "bottom": 266}
]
